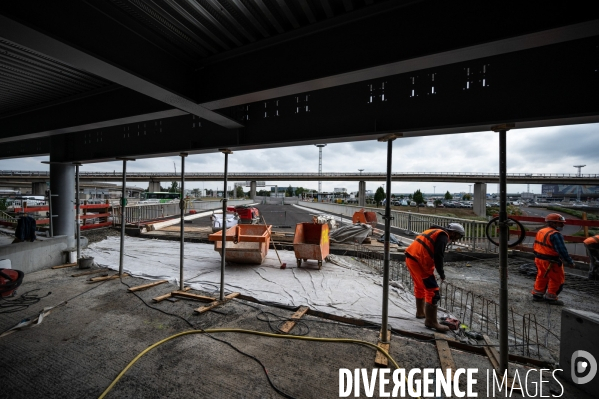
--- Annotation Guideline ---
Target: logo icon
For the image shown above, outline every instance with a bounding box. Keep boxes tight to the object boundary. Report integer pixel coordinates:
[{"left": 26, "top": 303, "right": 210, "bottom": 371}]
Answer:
[{"left": 571, "top": 350, "right": 597, "bottom": 385}]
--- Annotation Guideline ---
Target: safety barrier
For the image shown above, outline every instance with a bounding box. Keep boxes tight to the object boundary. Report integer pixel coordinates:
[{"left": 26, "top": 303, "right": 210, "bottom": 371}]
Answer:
[
  {"left": 111, "top": 199, "right": 254, "bottom": 226},
  {"left": 5, "top": 201, "right": 112, "bottom": 230},
  {"left": 299, "top": 201, "right": 498, "bottom": 253}
]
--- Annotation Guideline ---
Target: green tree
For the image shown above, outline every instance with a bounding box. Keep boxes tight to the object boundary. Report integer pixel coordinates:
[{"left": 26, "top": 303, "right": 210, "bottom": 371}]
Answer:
[
  {"left": 192, "top": 188, "right": 200, "bottom": 198},
  {"left": 295, "top": 187, "right": 307, "bottom": 197},
  {"left": 0, "top": 198, "right": 6, "bottom": 211},
  {"left": 286, "top": 185, "right": 294, "bottom": 197},
  {"left": 374, "top": 186, "right": 385, "bottom": 206},
  {"left": 168, "top": 181, "right": 179, "bottom": 193},
  {"left": 413, "top": 189, "right": 424, "bottom": 205},
  {"left": 445, "top": 191, "right": 453, "bottom": 200},
  {"left": 257, "top": 189, "right": 270, "bottom": 196},
  {"left": 463, "top": 193, "right": 472, "bottom": 200},
  {"left": 236, "top": 186, "right": 245, "bottom": 198}
]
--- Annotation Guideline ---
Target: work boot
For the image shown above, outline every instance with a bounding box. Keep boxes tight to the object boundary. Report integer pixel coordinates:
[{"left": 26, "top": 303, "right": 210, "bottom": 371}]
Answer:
[
  {"left": 415, "top": 298, "right": 425, "bottom": 319},
  {"left": 532, "top": 294, "right": 545, "bottom": 302},
  {"left": 544, "top": 298, "right": 564, "bottom": 306},
  {"left": 424, "top": 303, "right": 449, "bottom": 332}
]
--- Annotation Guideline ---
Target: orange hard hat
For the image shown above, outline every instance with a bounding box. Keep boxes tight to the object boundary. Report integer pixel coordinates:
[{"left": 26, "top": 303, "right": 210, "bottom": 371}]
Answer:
[{"left": 545, "top": 213, "right": 566, "bottom": 223}]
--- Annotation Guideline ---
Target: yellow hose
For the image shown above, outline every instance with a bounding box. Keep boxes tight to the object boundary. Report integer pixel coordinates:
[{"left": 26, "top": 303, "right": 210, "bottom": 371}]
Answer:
[{"left": 98, "top": 328, "right": 412, "bottom": 399}]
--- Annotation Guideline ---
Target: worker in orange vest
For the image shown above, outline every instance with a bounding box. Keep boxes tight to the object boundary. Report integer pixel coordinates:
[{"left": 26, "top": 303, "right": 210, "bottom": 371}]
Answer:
[
  {"left": 531, "top": 213, "right": 574, "bottom": 305},
  {"left": 584, "top": 235, "right": 599, "bottom": 281},
  {"left": 405, "top": 223, "right": 465, "bottom": 332}
]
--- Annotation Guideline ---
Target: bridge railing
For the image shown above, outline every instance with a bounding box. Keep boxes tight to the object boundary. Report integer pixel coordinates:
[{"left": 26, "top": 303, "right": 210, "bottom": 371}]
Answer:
[{"left": 298, "top": 201, "right": 498, "bottom": 253}]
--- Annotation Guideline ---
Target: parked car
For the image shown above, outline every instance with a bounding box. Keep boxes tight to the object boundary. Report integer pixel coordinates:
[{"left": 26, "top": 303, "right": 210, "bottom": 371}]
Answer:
[
  {"left": 409, "top": 201, "right": 417, "bottom": 206},
  {"left": 426, "top": 202, "right": 435, "bottom": 207}
]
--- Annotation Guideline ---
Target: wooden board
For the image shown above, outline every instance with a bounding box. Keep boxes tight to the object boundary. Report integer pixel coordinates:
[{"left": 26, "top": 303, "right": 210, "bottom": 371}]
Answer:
[
  {"left": 374, "top": 330, "right": 391, "bottom": 367},
  {"left": 483, "top": 334, "right": 520, "bottom": 391},
  {"left": 434, "top": 333, "right": 456, "bottom": 380},
  {"left": 71, "top": 268, "right": 110, "bottom": 277},
  {"left": 51, "top": 262, "right": 78, "bottom": 269},
  {"left": 152, "top": 286, "right": 191, "bottom": 302},
  {"left": 195, "top": 292, "right": 239, "bottom": 313},
  {"left": 87, "top": 273, "right": 128, "bottom": 283},
  {"left": 171, "top": 291, "right": 216, "bottom": 302},
  {"left": 128, "top": 280, "right": 168, "bottom": 292},
  {"left": 279, "top": 306, "right": 309, "bottom": 334}
]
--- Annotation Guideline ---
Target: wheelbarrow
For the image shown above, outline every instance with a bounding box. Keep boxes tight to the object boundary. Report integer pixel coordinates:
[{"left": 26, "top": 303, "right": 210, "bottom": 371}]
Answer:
[
  {"left": 293, "top": 222, "right": 329, "bottom": 269},
  {"left": 208, "top": 224, "right": 271, "bottom": 264}
]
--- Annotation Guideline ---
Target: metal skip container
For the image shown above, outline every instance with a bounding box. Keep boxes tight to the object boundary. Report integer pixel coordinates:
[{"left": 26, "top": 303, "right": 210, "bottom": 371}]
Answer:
[
  {"left": 293, "top": 222, "right": 330, "bottom": 269},
  {"left": 208, "top": 224, "right": 271, "bottom": 264}
]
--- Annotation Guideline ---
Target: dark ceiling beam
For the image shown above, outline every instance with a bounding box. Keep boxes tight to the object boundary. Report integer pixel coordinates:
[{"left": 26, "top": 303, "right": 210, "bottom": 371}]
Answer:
[
  {"left": 179, "top": 0, "right": 242, "bottom": 47},
  {"left": 275, "top": 0, "right": 300, "bottom": 29},
  {"left": 298, "top": 0, "right": 317, "bottom": 24},
  {"left": 320, "top": 0, "right": 334, "bottom": 18},
  {"left": 255, "top": 0, "right": 285, "bottom": 33},
  {"left": 0, "top": 88, "right": 185, "bottom": 143},
  {"left": 199, "top": 18, "right": 599, "bottom": 110},
  {"left": 204, "top": 0, "right": 257, "bottom": 42},
  {"left": 0, "top": 8, "right": 243, "bottom": 129},
  {"left": 229, "top": 0, "right": 270, "bottom": 38}
]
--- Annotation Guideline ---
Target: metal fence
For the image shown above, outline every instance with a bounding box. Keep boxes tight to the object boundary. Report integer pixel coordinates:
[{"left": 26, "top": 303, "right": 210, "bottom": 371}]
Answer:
[
  {"left": 112, "top": 199, "right": 253, "bottom": 226},
  {"left": 300, "top": 201, "right": 499, "bottom": 253}
]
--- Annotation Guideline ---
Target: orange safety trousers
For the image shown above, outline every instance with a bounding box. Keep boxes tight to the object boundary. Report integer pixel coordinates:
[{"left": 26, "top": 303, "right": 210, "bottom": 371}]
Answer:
[
  {"left": 406, "top": 257, "right": 439, "bottom": 305},
  {"left": 532, "top": 258, "right": 565, "bottom": 299}
]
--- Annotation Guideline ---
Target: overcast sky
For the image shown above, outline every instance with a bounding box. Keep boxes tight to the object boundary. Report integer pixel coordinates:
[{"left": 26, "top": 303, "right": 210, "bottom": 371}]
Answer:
[{"left": 1, "top": 123, "right": 597, "bottom": 196}]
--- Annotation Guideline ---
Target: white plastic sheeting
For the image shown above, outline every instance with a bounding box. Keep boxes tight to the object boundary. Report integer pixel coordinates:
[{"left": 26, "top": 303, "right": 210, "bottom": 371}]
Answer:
[{"left": 84, "top": 237, "right": 422, "bottom": 330}]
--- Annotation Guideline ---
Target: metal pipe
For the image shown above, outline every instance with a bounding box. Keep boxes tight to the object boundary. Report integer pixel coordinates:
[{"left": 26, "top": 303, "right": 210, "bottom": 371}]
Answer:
[
  {"left": 47, "top": 189, "right": 53, "bottom": 238},
  {"left": 180, "top": 153, "right": 187, "bottom": 291},
  {"left": 219, "top": 149, "right": 232, "bottom": 301},
  {"left": 498, "top": 128, "right": 509, "bottom": 373},
  {"left": 119, "top": 160, "right": 128, "bottom": 276},
  {"left": 75, "top": 163, "right": 81, "bottom": 261},
  {"left": 381, "top": 137, "right": 395, "bottom": 342}
]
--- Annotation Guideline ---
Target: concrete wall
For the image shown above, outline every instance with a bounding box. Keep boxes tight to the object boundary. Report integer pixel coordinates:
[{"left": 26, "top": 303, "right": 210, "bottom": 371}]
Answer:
[{"left": 0, "top": 236, "right": 71, "bottom": 274}]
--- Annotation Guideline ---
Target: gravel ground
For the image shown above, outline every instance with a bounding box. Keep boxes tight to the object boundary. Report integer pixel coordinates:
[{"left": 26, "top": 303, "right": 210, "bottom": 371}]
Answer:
[{"left": 82, "top": 227, "right": 122, "bottom": 244}]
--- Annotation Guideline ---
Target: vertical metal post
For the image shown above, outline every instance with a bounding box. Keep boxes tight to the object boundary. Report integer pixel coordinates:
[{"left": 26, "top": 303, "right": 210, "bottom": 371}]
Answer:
[
  {"left": 47, "top": 189, "right": 53, "bottom": 238},
  {"left": 179, "top": 153, "right": 187, "bottom": 290},
  {"left": 75, "top": 163, "right": 81, "bottom": 261},
  {"left": 378, "top": 134, "right": 396, "bottom": 342},
  {"left": 118, "top": 158, "right": 134, "bottom": 276},
  {"left": 491, "top": 124, "right": 513, "bottom": 374},
  {"left": 219, "top": 149, "right": 232, "bottom": 301}
]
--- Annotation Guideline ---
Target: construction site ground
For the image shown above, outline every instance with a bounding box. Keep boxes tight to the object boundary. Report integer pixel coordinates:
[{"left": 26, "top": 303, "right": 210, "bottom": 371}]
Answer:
[{"left": 1, "top": 257, "right": 595, "bottom": 398}]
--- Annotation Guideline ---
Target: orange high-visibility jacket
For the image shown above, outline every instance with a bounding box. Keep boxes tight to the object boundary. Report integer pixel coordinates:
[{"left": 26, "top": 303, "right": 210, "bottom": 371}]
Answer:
[
  {"left": 584, "top": 235, "right": 599, "bottom": 246},
  {"left": 406, "top": 229, "right": 449, "bottom": 275},
  {"left": 533, "top": 227, "right": 561, "bottom": 263}
]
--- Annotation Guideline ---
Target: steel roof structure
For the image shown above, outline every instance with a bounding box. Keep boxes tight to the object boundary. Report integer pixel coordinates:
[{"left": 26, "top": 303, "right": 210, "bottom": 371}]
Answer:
[{"left": 1, "top": 1, "right": 598, "bottom": 163}]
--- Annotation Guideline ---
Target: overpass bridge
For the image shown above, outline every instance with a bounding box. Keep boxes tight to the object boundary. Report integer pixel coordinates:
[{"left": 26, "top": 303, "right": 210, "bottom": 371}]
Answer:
[{"left": 2, "top": 170, "right": 599, "bottom": 184}]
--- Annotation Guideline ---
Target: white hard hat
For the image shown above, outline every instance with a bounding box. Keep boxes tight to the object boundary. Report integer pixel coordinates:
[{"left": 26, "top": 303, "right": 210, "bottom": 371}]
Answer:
[{"left": 447, "top": 223, "right": 465, "bottom": 237}]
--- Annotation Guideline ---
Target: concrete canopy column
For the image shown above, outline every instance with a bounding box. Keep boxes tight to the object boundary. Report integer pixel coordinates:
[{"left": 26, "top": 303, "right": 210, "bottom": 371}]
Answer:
[
  {"left": 49, "top": 163, "right": 75, "bottom": 238},
  {"left": 358, "top": 181, "right": 366, "bottom": 207},
  {"left": 148, "top": 180, "right": 161, "bottom": 192},
  {"left": 473, "top": 182, "right": 487, "bottom": 217},
  {"left": 250, "top": 181, "right": 257, "bottom": 199},
  {"left": 32, "top": 181, "right": 47, "bottom": 195}
]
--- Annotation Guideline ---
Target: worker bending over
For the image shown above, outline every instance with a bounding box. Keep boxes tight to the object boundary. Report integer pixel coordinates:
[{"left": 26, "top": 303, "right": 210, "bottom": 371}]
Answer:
[
  {"left": 405, "top": 223, "right": 465, "bottom": 332},
  {"left": 532, "top": 213, "right": 574, "bottom": 305},
  {"left": 584, "top": 235, "right": 599, "bottom": 281}
]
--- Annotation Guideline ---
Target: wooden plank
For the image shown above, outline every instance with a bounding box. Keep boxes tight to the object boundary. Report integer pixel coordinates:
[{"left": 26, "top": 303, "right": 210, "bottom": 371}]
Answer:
[
  {"left": 51, "top": 262, "right": 78, "bottom": 269},
  {"left": 483, "top": 335, "right": 520, "bottom": 391},
  {"left": 152, "top": 286, "right": 191, "bottom": 303},
  {"left": 279, "top": 306, "right": 309, "bottom": 334},
  {"left": 128, "top": 280, "right": 168, "bottom": 292},
  {"left": 374, "top": 330, "right": 391, "bottom": 367},
  {"left": 171, "top": 291, "right": 216, "bottom": 302},
  {"left": 71, "top": 268, "right": 109, "bottom": 277},
  {"left": 435, "top": 333, "right": 457, "bottom": 380},
  {"left": 195, "top": 292, "right": 240, "bottom": 313},
  {"left": 87, "top": 273, "right": 128, "bottom": 283}
]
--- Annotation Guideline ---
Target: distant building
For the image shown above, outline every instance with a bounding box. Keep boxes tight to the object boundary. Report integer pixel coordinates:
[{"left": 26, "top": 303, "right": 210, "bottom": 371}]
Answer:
[{"left": 542, "top": 184, "right": 599, "bottom": 199}]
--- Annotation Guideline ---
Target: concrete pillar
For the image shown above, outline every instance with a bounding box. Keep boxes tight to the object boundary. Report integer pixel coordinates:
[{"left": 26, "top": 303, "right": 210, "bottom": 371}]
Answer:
[
  {"left": 148, "top": 180, "right": 161, "bottom": 192},
  {"left": 250, "top": 181, "right": 257, "bottom": 199},
  {"left": 473, "top": 182, "right": 487, "bottom": 217},
  {"left": 358, "top": 181, "right": 366, "bottom": 207},
  {"left": 32, "top": 181, "right": 48, "bottom": 195},
  {"left": 233, "top": 184, "right": 237, "bottom": 199},
  {"left": 50, "top": 163, "right": 75, "bottom": 237}
]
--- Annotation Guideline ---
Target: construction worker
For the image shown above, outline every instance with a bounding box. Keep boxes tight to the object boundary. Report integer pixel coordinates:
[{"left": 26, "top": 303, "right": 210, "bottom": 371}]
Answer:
[
  {"left": 532, "top": 213, "right": 574, "bottom": 305},
  {"left": 405, "top": 223, "right": 465, "bottom": 332},
  {"left": 584, "top": 235, "right": 599, "bottom": 281}
]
